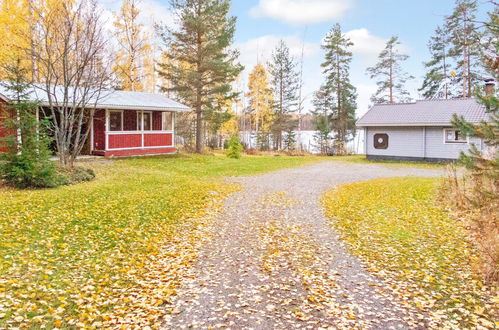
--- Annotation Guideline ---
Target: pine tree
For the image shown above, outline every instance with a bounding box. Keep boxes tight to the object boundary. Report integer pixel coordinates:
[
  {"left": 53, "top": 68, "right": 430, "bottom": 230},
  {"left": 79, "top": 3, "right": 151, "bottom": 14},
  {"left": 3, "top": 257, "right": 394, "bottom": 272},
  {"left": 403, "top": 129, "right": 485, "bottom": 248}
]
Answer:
[
  {"left": 113, "top": 0, "right": 152, "bottom": 92},
  {"left": 267, "top": 40, "right": 299, "bottom": 150},
  {"left": 445, "top": 0, "right": 484, "bottom": 98},
  {"left": 367, "top": 36, "right": 414, "bottom": 104},
  {"left": 246, "top": 63, "right": 274, "bottom": 150},
  {"left": 157, "top": 0, "right": 243, "bottom": 153},
  {"left": 320, "top": 24, "right": 357, "bottom": 154},
  {"left": 420, "top": 26, "right": 455, "bottom": 99}
]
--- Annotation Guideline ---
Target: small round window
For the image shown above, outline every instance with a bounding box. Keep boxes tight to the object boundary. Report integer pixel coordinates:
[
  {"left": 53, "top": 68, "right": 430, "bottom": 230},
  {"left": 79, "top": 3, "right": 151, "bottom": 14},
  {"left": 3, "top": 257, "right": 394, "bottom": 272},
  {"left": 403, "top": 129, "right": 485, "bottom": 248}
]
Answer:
[{"left": 374, "top": 134, "right": 389, "bottom": 149}]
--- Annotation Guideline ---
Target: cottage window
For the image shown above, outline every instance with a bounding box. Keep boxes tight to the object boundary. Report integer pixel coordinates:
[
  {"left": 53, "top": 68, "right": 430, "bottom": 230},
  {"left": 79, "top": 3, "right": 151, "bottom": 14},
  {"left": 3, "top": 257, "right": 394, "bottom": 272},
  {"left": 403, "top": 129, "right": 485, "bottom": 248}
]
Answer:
[
  {"left": 137, "top": 111, "right": 152, "bottom": 131},
  {"left": 444, "top": 129, "right": 466, "bottom": 143},
  {"left": 374, "top": 133, "right": 389, "bottom": 149},
  {"left": 109, "top": 111, "right": 123, "bottom": 131},
  {"left": 162, "top": 112, "right": 173, "bottom": 131}
]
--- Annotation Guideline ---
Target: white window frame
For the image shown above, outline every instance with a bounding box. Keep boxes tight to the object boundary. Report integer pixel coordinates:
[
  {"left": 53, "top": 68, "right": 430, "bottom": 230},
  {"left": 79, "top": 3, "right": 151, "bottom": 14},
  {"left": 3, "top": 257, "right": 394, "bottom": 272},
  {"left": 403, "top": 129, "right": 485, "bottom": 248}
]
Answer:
[
  {"left": 162, "top": 112, "right": 174, "bottom": 131},
  {"left": 443, "top": 128, "right": 468, "bottom": 144},
  {"left": 137, "top": 110, "right": 153, "bottom": 131},
  {"left": 107, "top": 110, "right": 124, "bottom": 132}
]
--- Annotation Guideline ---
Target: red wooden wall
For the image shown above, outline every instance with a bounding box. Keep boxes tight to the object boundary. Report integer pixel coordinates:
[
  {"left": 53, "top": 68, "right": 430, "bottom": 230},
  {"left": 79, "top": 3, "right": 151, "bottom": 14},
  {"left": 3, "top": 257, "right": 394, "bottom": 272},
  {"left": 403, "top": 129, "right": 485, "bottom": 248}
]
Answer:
[
  {"left": 93, "top": 109, "right": 106, "bottom": 151},
  {"left": 0, "top": 99, "right": 14, "bottom": 153}
]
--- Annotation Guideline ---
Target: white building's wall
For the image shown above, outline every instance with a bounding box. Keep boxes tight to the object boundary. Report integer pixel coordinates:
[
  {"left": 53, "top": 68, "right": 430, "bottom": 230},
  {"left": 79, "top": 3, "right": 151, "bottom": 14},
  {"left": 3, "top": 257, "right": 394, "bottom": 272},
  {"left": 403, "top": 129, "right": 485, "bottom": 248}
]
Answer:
[
  {"left": 365, "top": 126, "right": 483, "bottom": 160},
  {"left": 425, "top": 127, "right": 482, "bottom": 159},
  {"left": 366, "top": 126, "right": 424, "bottom": 158}
]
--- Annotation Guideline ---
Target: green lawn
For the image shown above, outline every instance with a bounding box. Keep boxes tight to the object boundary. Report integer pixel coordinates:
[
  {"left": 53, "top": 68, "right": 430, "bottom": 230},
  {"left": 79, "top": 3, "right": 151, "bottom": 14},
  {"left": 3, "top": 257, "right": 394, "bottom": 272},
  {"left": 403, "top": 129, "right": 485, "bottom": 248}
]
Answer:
[
  {"left": 323, "top": 177, "right": 497, "bottom": 328},
  {"left": 328, "top": 154, "right": 449, "bottom": 169},
  {"left": 0, "top": 154, "right": 326, "bottom": 329}
]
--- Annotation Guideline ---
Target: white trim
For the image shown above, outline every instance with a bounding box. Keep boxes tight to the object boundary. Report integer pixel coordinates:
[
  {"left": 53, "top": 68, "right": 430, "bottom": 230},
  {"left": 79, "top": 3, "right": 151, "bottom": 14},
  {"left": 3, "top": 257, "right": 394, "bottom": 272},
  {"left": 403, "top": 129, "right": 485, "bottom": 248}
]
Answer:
[
  {"left": 90, "top": 114, "right": 94, "bottom": 152},
  {"left": 105, "top": 110, "right": 108, "bottom": 150},
  {"left": 422, "top": 127, "right": 426, "bottom": 158},
  {"left": 357, "top": 122, "right": 482, "bottom": 127},
  {"left": 108, "top": 109, "right": 124, "bottom": 131},
  {"left": 137, "top": 110, "right": 153, "bottom": 131},
  {"left": 106, "top": 130, "right": 174, "bottom": 135},
  {"left": 106, "top": 145, "right": 175, "bottom": 151},
  {"left": 443, "top": 128, "right": 468, "bottom": 144}
]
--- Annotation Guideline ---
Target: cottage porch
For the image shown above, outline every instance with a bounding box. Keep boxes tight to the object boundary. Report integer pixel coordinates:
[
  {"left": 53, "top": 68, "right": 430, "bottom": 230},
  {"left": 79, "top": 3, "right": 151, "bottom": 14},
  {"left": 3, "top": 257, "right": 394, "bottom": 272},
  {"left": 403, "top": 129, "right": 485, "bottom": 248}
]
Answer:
[{"left": 92, "top": 109, "right": 176, "bottom": 157}]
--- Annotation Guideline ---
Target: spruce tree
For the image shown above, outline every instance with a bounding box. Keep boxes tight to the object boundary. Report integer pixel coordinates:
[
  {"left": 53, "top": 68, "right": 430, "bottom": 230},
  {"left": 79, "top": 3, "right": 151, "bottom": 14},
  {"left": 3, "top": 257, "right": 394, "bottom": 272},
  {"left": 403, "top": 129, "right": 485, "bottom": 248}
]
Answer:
[
  {"left": 157, "top": 0, "right": 243, "bottom": 153},
  {"left": 0, "top": 62, "right": 58, "bottom": 188},
  {"left": 445, "top": 0, "right": 484, "bottom": 98},
  {"left": 367, "top": 36, "right": 414, "bottom": 104},
  {"left": 419, "top": 26, "right": 455, "bottom": 99},
  {"left": 267, "top": 40, "right": 299, "bottom": 150},
  {"left": 320, "top": 24, "right": 357, "bottom": 154}
]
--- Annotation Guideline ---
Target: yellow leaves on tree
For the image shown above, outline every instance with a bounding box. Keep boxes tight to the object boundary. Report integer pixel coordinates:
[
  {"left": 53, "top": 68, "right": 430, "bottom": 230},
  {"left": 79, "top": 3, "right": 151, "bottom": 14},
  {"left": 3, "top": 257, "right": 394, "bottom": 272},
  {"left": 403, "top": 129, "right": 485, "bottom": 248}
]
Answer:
[
  {"left": 246, "top": 63, "right": 274, "bottom": 134},
  {"left": 0, "top": 0, "right": 32, "bottom": 79},
  {"left": 113, "top": 0, "right": 154, "bottom": 92}
]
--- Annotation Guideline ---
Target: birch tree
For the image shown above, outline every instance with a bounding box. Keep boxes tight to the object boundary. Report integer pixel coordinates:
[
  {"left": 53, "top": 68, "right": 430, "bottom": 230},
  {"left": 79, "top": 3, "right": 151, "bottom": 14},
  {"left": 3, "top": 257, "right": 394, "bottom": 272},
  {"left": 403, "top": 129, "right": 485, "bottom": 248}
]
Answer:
[
  {"left": 113, "top": 0, "right": 153, "bottom": 92},
  {"left": 246, "top": 63, "right": 274, "bottom": 149},
  {"left": 30, "top": 0, "right": 111, "bottom": 167},
  {"left": 366, "top": 36, "right": 414, "bottom": 104}
]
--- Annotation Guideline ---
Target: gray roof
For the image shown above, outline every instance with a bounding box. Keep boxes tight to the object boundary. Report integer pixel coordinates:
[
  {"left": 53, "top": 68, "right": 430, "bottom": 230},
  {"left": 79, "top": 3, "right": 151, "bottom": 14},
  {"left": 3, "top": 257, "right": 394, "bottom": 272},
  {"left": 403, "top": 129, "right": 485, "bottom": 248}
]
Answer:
[
  {"left": 357, "top": 98, "right": 488, "bottom": 127},
  {"left": 0, "top": 83, "right": 190, "bottom": 112}
]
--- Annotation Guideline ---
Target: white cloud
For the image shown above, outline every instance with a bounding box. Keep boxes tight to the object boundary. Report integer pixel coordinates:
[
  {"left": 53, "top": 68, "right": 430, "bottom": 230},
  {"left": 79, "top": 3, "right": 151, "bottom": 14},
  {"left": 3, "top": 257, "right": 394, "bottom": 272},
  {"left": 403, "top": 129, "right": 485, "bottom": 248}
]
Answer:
[
  {"left": 236, "top": 35, "right": 319, "bottom": 72},
  {"left": 354, "top": 83, "right": 377, "bottom": 116},
  {"left": 345, "top": 28, "right": 387, "bottom": 57},
  {"left": 250, "top": 0, "right": 354, "bottom": 25}
]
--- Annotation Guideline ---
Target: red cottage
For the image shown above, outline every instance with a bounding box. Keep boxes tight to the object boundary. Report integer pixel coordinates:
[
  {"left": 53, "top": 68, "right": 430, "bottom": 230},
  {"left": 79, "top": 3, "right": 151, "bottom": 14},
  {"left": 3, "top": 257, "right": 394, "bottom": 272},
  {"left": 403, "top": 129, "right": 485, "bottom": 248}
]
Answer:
[{"left": 0, "top": 87, "right": 190, "bottom": 157}]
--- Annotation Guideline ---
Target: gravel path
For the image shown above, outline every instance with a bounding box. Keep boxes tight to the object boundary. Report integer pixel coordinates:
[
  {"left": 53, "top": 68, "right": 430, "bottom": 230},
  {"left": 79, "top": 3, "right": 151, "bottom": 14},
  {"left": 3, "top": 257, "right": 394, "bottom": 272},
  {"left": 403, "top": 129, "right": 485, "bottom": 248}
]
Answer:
[{"left": 162, "top": 161, "right": 444, "bottom": 329}]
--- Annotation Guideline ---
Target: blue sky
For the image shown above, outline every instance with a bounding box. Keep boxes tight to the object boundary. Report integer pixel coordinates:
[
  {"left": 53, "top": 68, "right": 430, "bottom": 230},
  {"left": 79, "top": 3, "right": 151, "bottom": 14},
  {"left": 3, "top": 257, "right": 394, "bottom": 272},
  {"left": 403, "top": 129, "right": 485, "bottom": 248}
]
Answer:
[{"left": 102, "top": 0, "right": 492, "bottom": 116}]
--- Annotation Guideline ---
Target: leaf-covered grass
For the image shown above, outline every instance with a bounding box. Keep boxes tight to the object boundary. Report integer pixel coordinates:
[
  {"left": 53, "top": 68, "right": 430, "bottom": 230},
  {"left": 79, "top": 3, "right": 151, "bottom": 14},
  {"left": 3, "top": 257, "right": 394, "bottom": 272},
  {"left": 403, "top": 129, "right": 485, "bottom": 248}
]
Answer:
[
  {"left": 329, "top": 155, "right": 449, "bottom": 169},
  {"left": 323, "top": 177, "right": 497, "bottom": 328},
  {"left": 0, "top": 154, "right": 326, "bottom": 328}
]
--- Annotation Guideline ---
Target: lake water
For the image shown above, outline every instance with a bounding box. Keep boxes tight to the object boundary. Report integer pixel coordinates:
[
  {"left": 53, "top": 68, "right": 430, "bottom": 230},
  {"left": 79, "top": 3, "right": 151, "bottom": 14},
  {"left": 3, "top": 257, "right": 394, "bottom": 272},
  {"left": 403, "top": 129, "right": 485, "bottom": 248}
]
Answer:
[{"left": 240, "top": 130, "right": 364, "bottom": 154}]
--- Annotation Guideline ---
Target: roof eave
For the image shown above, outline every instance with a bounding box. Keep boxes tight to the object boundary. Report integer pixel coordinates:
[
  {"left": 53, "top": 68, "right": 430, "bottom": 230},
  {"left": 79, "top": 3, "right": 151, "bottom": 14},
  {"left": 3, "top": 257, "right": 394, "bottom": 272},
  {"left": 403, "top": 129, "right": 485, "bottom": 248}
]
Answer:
[
  {"left": 38, "top": 102, "right": 191, "bottom": 112},
  {"left": 356, "top": 122, "right": 455, "bottom": 127}
]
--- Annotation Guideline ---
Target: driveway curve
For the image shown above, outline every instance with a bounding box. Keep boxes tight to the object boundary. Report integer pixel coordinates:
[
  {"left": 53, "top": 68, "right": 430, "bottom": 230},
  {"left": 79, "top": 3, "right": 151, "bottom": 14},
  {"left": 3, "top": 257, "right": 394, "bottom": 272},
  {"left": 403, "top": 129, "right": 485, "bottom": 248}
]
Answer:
[{"left": 163, "top": 161, "right": 443, "bottom": 329}]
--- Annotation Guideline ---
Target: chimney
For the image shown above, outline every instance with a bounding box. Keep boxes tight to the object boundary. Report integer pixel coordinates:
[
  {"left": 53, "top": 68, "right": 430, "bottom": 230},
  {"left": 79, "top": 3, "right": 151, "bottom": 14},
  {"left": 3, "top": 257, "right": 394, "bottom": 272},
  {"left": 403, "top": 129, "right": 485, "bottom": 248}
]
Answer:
[{"left": 485, "top": 79, "right": 495, "bottom": 97}]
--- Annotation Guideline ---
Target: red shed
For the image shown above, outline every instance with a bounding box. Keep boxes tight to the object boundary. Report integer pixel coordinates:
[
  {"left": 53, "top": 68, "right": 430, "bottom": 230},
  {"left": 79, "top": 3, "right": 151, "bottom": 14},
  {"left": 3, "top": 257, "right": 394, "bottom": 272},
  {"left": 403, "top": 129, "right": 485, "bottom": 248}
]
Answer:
[{"left": 0, "top": 87, "right": 190, "bottom": 157}]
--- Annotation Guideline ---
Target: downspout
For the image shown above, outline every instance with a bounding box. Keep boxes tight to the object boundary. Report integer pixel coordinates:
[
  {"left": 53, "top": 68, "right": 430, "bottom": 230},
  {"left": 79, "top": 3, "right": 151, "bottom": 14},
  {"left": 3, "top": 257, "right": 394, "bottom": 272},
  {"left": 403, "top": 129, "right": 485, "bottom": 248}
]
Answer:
[
  {"left": 364, "top": 127, "right": 368, "bottom": 155},
  {"left": 422, "top": 127, "right": 426, "bottom": 160}
]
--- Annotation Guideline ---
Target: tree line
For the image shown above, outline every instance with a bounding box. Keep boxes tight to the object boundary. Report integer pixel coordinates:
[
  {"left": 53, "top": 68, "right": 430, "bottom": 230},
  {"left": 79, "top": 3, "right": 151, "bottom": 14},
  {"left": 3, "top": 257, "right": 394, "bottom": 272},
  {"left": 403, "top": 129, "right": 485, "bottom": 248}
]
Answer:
[{"left": 0, "top": 0, "right": 496, "bottom": 160}]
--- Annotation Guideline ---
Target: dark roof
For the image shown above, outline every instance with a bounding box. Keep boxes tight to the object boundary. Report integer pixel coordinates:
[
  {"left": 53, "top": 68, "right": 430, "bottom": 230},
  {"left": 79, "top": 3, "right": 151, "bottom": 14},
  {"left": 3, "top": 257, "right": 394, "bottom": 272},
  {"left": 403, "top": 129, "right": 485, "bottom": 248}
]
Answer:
[{"left": 356, "top": 98, "right": 488, "bottom": 127}]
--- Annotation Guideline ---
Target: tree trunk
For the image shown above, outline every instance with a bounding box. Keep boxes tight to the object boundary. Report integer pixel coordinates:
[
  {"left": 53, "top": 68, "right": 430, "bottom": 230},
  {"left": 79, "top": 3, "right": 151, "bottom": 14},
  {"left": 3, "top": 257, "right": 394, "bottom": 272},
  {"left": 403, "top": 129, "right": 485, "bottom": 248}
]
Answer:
[{"left": 195, "top": 108, "right": 202, "bottom": 153}]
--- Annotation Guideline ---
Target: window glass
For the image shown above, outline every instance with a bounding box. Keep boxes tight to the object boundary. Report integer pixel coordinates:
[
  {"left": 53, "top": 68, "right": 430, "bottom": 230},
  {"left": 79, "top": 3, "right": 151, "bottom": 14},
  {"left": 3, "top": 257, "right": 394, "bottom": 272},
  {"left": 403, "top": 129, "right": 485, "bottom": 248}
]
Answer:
[
  {"left": 109, "top": 111, "right": 122, "bottom": 131},
  {"left": 137, "top": 112, "right": 152, "bottom": 131},
  {"left": 445, "top": 129, "right": 466, "bottom": 143},
  {"left": 163, "top": 112, "right": 173, "bottom": 130}
]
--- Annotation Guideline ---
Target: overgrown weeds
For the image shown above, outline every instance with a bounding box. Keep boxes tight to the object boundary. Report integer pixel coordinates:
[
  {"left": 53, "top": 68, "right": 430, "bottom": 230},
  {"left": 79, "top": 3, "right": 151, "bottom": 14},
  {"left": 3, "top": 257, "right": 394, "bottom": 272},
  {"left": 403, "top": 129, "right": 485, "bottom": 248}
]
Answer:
[{"left": 440, "top": 164, "right": 499, "bottom": 283}]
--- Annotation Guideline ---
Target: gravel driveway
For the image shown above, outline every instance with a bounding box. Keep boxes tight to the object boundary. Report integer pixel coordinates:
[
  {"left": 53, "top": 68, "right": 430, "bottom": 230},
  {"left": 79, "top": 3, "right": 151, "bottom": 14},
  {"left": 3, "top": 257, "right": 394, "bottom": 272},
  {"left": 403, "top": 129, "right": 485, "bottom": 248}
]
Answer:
[{"left": 162, "top": 161, "right": 444, "bottom": 329}]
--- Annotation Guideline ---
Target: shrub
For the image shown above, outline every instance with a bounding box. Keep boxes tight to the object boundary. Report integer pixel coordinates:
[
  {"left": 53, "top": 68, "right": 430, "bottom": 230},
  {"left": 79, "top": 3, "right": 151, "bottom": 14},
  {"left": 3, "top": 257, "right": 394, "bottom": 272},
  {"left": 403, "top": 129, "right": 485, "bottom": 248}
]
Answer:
[
  {"left": 0, "top": 70, "right": 60, "bottom": 189},
  {"left": 57, "top": 166, "right": 96, "bottom": 185},
  {"left": 226, "top": 136, "right": 243, "bottom": 159}
]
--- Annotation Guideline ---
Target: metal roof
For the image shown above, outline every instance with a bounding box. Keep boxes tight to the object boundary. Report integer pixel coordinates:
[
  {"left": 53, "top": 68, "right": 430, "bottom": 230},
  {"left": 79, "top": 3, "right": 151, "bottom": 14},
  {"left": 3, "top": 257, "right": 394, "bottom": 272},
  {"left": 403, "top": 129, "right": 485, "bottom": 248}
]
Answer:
[
  {"left": 0, "top": 83, "right": 191, "bottom": 112},
  {"left": 356, "top": 98, "right": 488, "bottom": 127}
]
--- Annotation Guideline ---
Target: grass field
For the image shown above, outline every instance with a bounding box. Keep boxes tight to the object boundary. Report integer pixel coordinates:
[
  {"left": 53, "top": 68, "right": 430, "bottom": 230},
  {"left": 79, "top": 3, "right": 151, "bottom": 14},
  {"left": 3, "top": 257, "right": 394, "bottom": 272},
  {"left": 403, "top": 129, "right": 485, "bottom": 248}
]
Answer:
[
  {"left": 329, "top": 154, "right": 449, "bottom": 169},
  {"left": 0, "top": 153, "right": 325, "bottom": 328},
  {"left": 323, "top": 177, "right": 497, "bottom": 328}
]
